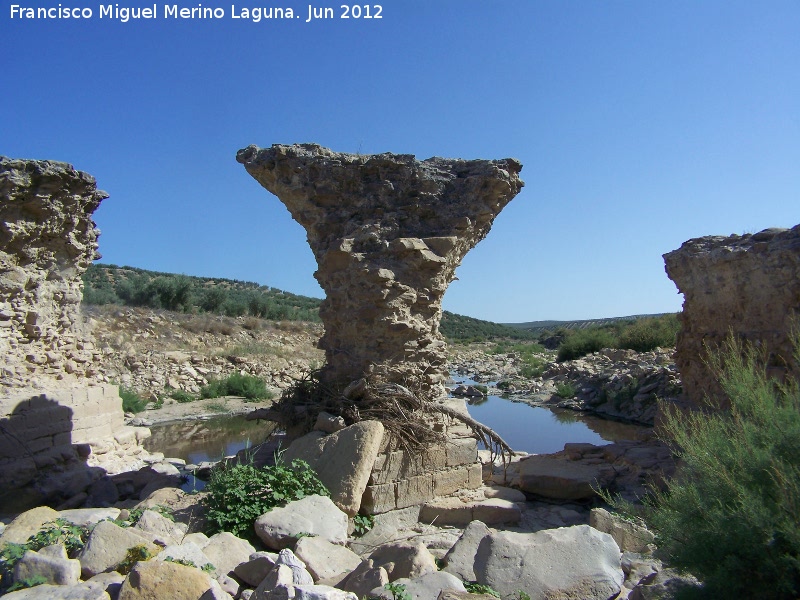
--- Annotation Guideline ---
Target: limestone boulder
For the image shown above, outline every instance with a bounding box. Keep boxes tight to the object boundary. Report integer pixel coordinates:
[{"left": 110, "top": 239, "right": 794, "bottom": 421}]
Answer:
[
  {"left": 293, "top": 585, "right": 359, "bottom": 600},
  {"left": 474, "top": 525, "right": 624, "bottom": 600},
  {"left": 338, "top": 559, "right": 389, "bottom": 598},
  {"left": 1, "top": 581, "right": 111, "bottom": 599},
  {"left": 369, "top": 540, "right": 438, "bottom": 581},
  {"left": 78, "top": 520, "right": 159, "bottom": 578},
  {"left": 281, "top": 421, "right": 384, "bottom": 516},
  {"left": 517, "top": 454, "right": 612, "bottom": 500},
  {"left": 254, "top": 495, "right": 348, "bottom": 549},
  {"left": 202, "top": 531, "right": 256, "bottom": 577},
  {"left": 294, "top": 536, "right": 362, "bottom": 583},
  {"left": 155, "top": 541, "right": 215, "bottom": 574},
  {"left": 117, "top": 559, "right": 215, "bottom": 600},
  {"left": 0, "top": 506, "right": 59, "bottom": 547},
  {"left": 590, "top": 507, "right": 655, "bottom": 554},
  {"left": 370, "top": 571, "right": 466, "bottom": 600},
  {"left": 13, "top": 544, "right": 81, "bottom": 586},
  {"left": 441, "top": 520, "right": 491, "bottom": 582},
  {"left": 234, "top": 551, "right": 279, "bottom": 587},
  {"left": 132, "top": 509, "right": 183, "bottom": 546},
  {"left": 275, "top": 548, "right": 314, "bottom": 585}
]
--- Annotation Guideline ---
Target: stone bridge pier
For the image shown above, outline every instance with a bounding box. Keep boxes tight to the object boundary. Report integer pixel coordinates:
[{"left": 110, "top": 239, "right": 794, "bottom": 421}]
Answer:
[{"left": 237, "top": 143, "right": 524, "bottom": 401}]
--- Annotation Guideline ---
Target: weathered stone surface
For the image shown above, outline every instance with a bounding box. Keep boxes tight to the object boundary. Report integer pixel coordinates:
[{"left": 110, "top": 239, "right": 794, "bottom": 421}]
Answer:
[
  {"left": 14, "top": 545, "right": 81, "bottom": 586},
  {"left": 254, "top": 495, "right": 348, "bottom": 549},
  {"left": 117, "top": 559, "right": 215, "bottom": 600},
  {"left": 133, "top": 509, "right": 182, "bottom": 547},
  {"left": 369, "top": 540, "right": 438, "bottom": 581},
  {"left": 420, "top": 497, "right": 520, "bottom": 527},
  {"left": 664, "top": 225, "right": 800, "bottom": 407},
  {"left": 234, "top": 552, "right": 279, "bottom": 587},
  {"left": 0, "top": 157, "right": 107, "bottom": 386},
  {"left": 370, "top": 571, "right": 466, "bottom": 600},
  {"left": 202, "top": 531, "right": 256, "bottom": 577},
  {"left": 282, "top": 421, "right": 384, "bottom": 516},
  {"left": 441, "top": 520, "right": 491, "bottom": 582},
  {"left": 59, "top": 508, "right": 121, "bottom": 527},
  {"left": 294, "top": 536, "right": 362, "bottom": 582},
  {"left": 590, "top": 507, "right": 655, "bottom": 554},
  {"left": 338, "top": 559, "right": 389, "bottom": 598},
  {"left": 0, "top": 506, "right": 59, "bottom": 547},
  {"left": 156, "top": 541, "right": 215, "bottom": 574},
  {"left": 237, "top": 143, "right": 523, "bottom": 400},
  {"left": 275, "top": 548, "right": 315, "bottom": 585},
  {"left": 2, "top": 581, "right": 111, "bottom": 599},
  {"left": 518, "top": 454, "right": 614, "bottom": 500},
  {"left": 474, "top": 525, "right": 624, "bottom": 600},
  {"left": 78, "top": 520, "right": 158, "bottom": 578},
  {"left": 294, "top": 584, "right": 359, "bottom": 600}
]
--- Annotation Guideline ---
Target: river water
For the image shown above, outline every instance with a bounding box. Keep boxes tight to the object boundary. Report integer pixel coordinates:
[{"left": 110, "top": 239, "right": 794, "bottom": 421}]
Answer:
[{"left": 144, "top": 396, "right": 648, "bottom": 463}]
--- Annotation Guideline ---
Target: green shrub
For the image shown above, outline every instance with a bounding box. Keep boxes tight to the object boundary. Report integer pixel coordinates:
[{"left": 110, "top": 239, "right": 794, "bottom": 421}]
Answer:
[
  {"left": 554, "top": 382, "right": 576, "bottom": 399},
  {"left": 119, "top": 386, "right": 148, "bottom": 413},
  {"left": 170, "top": 389, "right": 196, "bottom": 403},
  {"left": 556, "top": 328, "right": 617, "bottom": 362},
  {"left": 622, "top": 337, "right": 800, "bottom": 599},
  {"left": 200, "top": 373, "right": 273, "bottom": 401},
  {"left": 202, "top": 457, "right": 329, "bottom": 540},
  {"left": 618, "top": 314, "right": 681, "bottom": 352},
  {"left": 352, "top": 514, "right": 375, "bottom": 537}
]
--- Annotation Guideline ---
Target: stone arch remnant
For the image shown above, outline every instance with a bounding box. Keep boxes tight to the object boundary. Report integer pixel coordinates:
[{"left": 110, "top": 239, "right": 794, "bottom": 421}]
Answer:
[{"left": 237, "top": 143, "right": 524, "bottom": 401}]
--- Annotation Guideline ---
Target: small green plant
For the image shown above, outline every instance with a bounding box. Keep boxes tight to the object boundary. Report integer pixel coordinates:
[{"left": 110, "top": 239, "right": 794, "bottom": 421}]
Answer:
[
  {"left": 119, "top": 386, "right": 148, "bottom": 413},
  {"left": 352, "top": 514, "right": 375, "bottom": 537},
  {"left": 170, "top": 389, "right": 196, "bottom": 403},
  {"left": 202, "top": 456, "right": 329, "bottom": 540},
  {"left": 25, "top": 518, "right": 89, "bottom": 554},
  {"left": 200, "top": 373, "right": 273, "bottom": 401},
  {"left": 516, "top": 591, "right": 531, "bottom": 600},
  {"left": 118, "top": 544, "right": 154, "bottom": 575},
  {"left": 464, "top": 582, "right": 501, "bottom": 597},
  {"left": 151, "top": 397, "right": 165, "bottom": 410},
  {"left": 6, "top": 575, "right": 47, "bottom": 592},
  {"left": 554, "top": 382, "right": 576, "bottom": 399},
  {"left": 205, "top": 400, "right": 229, "bottom": 412},
  {"left": 385, "top": 582, "right": 412, "bottom": 600}
]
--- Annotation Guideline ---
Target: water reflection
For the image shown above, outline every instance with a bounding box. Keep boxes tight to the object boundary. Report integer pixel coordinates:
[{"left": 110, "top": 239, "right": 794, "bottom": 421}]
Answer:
[
  {"left": 144, "top": 415, "right": 277, "bottom": 464},
  {"left": 466, "top": 396, "right": 649, "bottom": 455}
]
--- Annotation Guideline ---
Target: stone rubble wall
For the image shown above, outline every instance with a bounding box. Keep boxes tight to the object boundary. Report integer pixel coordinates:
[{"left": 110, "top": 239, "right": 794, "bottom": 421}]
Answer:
[
  {"left": 664, "top": 225, "right": 800, "bottom": 406},
  {"left": 362, "top": 422, "right": 482, "bottom": 515},
  {"left": 1, "top": 157, "right": 151, "bottom": 505},
  {"left": 1, "top": 157, "right": 108, "bottom": 387},
  {"left": 0, "top": 384, "right": 149, "bottom": 500},
  {"left": 238, "top": 143, "right": 523, "bottom": 400}
]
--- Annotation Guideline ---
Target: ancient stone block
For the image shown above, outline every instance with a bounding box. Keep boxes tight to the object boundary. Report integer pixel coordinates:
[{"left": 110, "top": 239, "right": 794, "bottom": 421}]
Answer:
[
  {"left": 446, "top": 438, "right": 478, "bottom": 467},
  {"left": 433, "top": 467, "right": 470, "bottom": 497},
  {"left": 396, "top": 474, "right": 434, "bottom": 509},
  {"left": 361, "top": 483, "right": 396, "bottom": 515},
  {"left": 664, "top": 225, "right": 800, "bottom": 407},
  {"left": 237, "top": 144, "right": 523, "bottom": 400}
]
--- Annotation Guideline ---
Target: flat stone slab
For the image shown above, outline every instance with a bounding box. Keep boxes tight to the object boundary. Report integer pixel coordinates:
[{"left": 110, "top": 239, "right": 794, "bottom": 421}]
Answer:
[
  {"left": 518, "top": 455, "right": 611, "bottom": 500},
  {"left": 420, "top": 497, "right": 521, "bottom": 526},
  {"left": 282, "top": 421, "right": 384, "bottom": 516}
]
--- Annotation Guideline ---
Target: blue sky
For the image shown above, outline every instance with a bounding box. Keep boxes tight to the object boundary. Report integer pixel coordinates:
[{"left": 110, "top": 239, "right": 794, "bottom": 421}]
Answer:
[{"left": 2, "top": 1, "right": 798, "bottom": 322}]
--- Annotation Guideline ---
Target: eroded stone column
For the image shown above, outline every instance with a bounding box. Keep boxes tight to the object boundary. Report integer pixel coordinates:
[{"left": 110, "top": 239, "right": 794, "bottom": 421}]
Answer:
[
  {"left": 237, "top": 143, "right": 523, "bottom": 400},
  {"left": 664, "top": 225, "right": 800, "bottom": 407},
  {"left": 1, "top": 157, "right": 108, "bottom": 386}
]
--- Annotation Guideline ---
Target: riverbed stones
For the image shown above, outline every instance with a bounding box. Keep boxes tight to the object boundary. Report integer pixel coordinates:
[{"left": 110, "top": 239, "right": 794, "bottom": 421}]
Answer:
[
  {"left": 14, "top": 544, "right": 82, "bottom": 586},
  {"left": 117, "top": 559, "right": 217, "bottom": 600},
  {"left": 368, "top": 540, "right": 438, "bottom": 581},
  {"left": 293, "top": 536, "right": 362, "bottom": 583},
  {"left": 518, "top": 453, "right": 615, "bottom": 500},
  {"left": 254, "top": 495, "right": 348, "bottom": 549},
  {"left": 338, "top": 559, "right": 389, "bottom": 598},
  {"left": 237, "top": 143, "right": 523, "bottom": 400},
  {"left": 474, "top": 525, "right": 624, "bottom": 600},
  {"left": 0, "top": 506, "right": 60, "bottom": 547},
  {"left": 281, "top": 421, "right": 384, "bottom": 516},
  {"left": 370, "top": 571, "right": 466, "bottom": 600},
  {"left": 590, "top": 507, "right": 655, "bottom": 554},
  {"left": 78, "top": 520, "right": 159, "bottom": 578},
  {"left": 441, "top": 520, "right": 491, "bottom": 582}
]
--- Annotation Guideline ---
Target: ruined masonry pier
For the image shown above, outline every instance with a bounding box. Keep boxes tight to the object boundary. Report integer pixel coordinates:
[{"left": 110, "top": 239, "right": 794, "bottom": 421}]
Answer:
[{"left": 237, "top": 143, "right": 524, "bottom": 400}]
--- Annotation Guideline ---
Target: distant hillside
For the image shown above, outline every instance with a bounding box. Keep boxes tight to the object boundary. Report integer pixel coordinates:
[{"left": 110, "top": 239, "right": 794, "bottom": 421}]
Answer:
[
  {"left": 504, "top": 314, "right": 668, "bottom": 335},
  {"left": 82, "top": 264, "right": 537, "bottom": 342}
]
